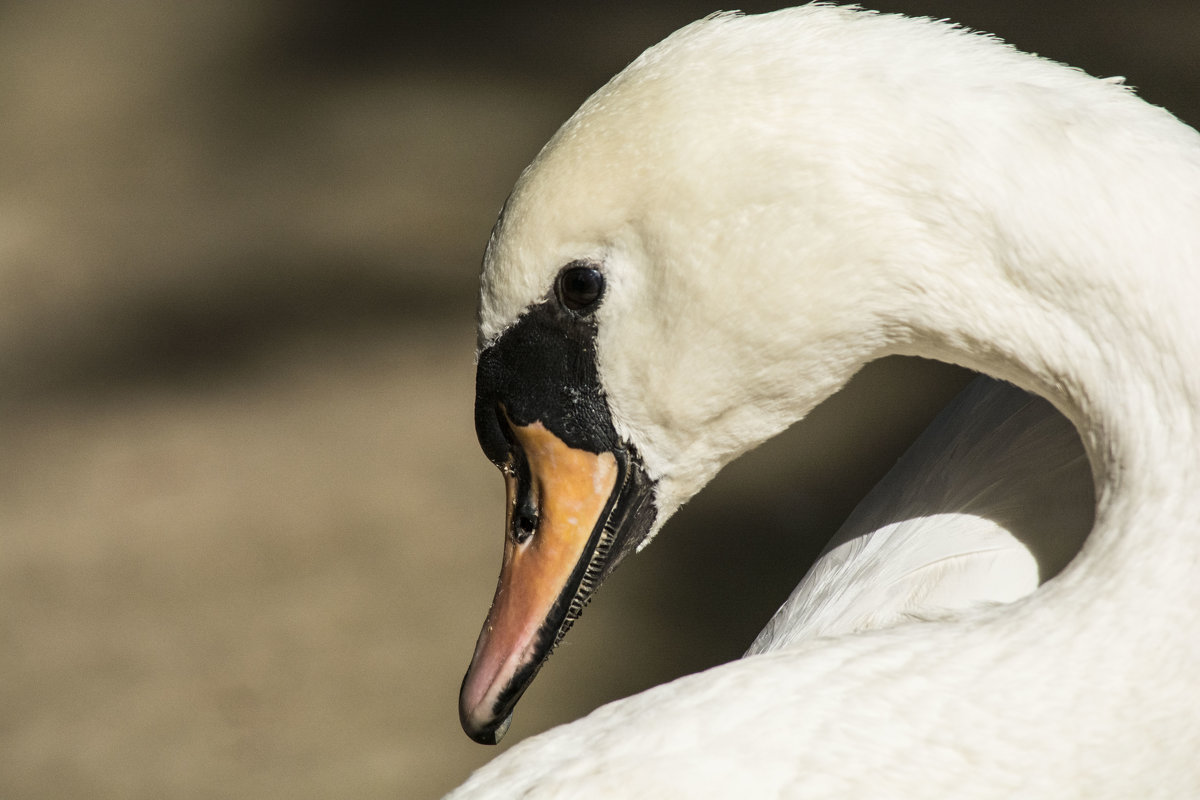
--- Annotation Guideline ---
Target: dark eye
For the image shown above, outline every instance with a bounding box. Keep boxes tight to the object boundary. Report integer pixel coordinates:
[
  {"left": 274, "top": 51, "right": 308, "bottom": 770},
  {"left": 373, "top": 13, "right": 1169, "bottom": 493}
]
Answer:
[{"left": 557, "top": 263, "right": 605, "bottom": 312}]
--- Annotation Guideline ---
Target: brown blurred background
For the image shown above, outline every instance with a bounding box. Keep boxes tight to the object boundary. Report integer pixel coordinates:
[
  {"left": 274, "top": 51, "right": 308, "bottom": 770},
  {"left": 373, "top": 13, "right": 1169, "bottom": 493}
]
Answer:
[{"left": 1, "top": 2, "right": 1196, "bottom": 797}]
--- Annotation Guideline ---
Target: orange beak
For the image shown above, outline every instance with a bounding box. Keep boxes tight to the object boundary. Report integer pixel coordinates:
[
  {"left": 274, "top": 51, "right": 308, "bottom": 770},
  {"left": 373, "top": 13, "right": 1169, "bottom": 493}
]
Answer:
[{"left": 459, "top": 417, "right": 620, "bottom": 744}]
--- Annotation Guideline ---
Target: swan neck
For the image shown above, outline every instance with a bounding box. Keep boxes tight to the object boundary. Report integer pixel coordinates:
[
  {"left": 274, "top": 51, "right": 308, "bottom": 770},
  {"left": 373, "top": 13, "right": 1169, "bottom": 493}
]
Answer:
[{"left": 902, "top": 289, "right": 1200, "bottom": 600}]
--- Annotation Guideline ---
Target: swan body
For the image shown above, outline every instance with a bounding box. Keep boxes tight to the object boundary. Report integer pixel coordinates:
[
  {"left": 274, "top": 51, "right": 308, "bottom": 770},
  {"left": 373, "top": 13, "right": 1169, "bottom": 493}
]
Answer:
[
  {"left": 454, "top": 5, "right": 1200, "bottom": 796},
  {"left": 749, "top": 376, "right": 1091, "bottom": 652}
]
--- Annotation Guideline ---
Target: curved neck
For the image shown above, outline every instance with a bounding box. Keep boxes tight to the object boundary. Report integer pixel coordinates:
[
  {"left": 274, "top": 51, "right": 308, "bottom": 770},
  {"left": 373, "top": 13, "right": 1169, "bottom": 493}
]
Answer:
[
  {"left": 893, "top": 249, "right": 1200, "bottom": 606},
  {"left": 818, "top": 71, "right": 1200, "bottom": 606}
]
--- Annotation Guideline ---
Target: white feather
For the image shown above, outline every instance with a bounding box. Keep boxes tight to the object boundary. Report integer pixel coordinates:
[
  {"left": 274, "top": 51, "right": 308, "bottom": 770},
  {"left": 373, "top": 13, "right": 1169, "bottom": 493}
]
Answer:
[{"left": 749, "top": 376, "right": 1091, "bottom": 651}]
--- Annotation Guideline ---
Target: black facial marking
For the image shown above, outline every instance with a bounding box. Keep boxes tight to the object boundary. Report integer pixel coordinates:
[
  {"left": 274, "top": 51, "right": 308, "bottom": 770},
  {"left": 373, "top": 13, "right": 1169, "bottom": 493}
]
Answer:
[
  {"left": 475, "top": 402, "right": 511, "bottom": 467},
  {"left": 475, "top": 298, "right": 618, "bottom": 456}
]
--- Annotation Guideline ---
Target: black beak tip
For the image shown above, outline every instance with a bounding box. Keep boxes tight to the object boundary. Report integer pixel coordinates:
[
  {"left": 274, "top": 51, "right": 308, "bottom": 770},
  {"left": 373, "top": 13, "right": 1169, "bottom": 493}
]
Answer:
[
  {"left": 459, "top": 671, "right": 514, "bottom": 745},
  {"left": 462, "top": 711, "right": 513, "bottom": 746}
]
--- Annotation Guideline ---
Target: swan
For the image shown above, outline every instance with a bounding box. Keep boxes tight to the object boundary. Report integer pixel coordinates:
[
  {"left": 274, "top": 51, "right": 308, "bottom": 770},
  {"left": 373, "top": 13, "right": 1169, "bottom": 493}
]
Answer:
[{"left": 453, "top": 5, "right": 1200, "bottom": 796}]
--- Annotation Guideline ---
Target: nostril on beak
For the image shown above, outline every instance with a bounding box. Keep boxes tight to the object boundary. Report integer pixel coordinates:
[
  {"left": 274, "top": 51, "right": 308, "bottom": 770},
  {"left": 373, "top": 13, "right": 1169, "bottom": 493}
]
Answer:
[{"left": 513, "top": 510, "right": 538, "bottom": 544}]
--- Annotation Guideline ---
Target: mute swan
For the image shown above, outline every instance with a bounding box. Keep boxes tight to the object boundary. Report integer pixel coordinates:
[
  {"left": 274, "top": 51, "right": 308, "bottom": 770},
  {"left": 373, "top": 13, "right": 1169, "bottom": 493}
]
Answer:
[{"left": 454, "top": 5, "right": 1200, "bottom": 796}]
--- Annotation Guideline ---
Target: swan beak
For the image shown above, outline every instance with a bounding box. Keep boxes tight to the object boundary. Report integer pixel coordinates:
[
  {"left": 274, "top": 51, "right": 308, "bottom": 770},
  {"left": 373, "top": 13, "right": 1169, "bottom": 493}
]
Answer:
[{"left": 459, "top": 419, "right": 654, "bottom": 744}]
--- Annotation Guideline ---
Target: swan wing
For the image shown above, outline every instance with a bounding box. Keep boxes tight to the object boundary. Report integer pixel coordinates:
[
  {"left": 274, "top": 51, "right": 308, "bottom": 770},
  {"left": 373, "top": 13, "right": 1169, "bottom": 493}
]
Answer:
[{"left": 751, "top": 377, "right": 1091, "bottom": 651}]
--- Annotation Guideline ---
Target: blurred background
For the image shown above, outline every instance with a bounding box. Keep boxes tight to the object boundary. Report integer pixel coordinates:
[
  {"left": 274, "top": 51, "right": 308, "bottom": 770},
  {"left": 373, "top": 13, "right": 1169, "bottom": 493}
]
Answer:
[{"left": 1, "top": 1, "right": 1196, "bottom": 797}]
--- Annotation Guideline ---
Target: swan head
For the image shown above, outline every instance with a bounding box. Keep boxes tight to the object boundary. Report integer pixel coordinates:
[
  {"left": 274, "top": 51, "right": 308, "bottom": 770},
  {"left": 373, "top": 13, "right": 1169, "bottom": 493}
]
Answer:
[{"left": 458, "top": 5, "right": 1179, "bottom": 743}]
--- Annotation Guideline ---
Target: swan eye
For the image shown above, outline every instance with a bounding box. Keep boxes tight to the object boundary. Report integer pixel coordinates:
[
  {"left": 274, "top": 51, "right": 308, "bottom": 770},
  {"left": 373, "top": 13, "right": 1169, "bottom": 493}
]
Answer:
[{"left": 557, "top": 263, "right": 605, "bottom": 312}]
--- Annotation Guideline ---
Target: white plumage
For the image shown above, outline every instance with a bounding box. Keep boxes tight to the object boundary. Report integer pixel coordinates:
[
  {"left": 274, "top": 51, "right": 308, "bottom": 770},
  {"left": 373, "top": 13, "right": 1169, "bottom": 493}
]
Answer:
[
  {"left": 453, "top": 5, "right": 1200, "bottom": 796},
  {"left": 749, "top": 376, "right": 1091, "bottom": 652}
]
